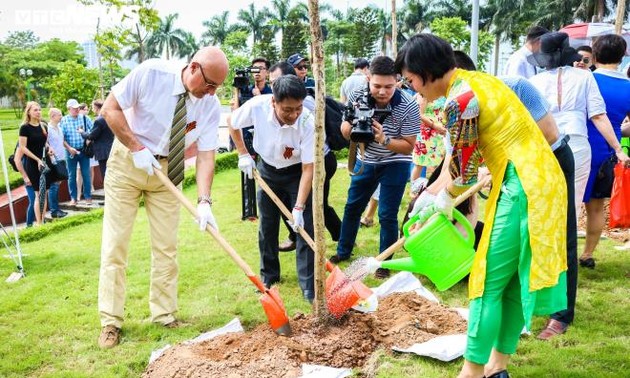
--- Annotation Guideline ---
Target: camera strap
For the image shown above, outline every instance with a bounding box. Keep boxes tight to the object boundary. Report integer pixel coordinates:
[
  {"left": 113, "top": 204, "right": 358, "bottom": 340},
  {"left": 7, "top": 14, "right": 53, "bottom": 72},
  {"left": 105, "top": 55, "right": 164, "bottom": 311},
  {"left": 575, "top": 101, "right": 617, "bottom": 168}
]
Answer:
[{"left": 346, "top": 141, "right": 366, "bottom": 176}]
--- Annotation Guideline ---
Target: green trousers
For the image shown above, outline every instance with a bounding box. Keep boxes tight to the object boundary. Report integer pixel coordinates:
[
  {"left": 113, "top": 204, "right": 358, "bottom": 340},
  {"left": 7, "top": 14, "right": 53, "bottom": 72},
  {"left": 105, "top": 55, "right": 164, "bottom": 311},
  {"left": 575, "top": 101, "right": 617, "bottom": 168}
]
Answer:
[{"left": 464, "top": 163, "right": 567, "bottom": 364}]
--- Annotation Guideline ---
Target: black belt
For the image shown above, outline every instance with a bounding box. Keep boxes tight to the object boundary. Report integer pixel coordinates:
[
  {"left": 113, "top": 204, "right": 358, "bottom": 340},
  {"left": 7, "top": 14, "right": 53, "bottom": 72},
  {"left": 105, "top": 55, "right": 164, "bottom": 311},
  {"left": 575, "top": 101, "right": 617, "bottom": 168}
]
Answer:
[
  {"left": 154, "top": 155, "right": 168, "bottom": 160},
  {"left": 260, "top": 159, "right": 302, "bottom": 175}
]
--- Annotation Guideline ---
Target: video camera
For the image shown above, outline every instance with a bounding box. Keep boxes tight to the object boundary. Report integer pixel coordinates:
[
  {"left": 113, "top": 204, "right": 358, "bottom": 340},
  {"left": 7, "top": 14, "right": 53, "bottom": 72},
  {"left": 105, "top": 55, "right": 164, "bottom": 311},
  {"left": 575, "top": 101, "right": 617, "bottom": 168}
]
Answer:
[
  {"left": 342, "top": 87, "right": 392, "bottom": 143},
  {"left": 232, "top": 66, "right": 262, "bottom": 88}
]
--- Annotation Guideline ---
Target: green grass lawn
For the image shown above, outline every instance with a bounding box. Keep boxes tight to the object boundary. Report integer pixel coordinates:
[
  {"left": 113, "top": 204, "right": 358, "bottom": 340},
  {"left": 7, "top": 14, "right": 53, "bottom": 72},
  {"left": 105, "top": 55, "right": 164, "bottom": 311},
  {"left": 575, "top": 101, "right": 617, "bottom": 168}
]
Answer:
[{"left": 1, "top": 166, "right": 629, "bottom": 377}]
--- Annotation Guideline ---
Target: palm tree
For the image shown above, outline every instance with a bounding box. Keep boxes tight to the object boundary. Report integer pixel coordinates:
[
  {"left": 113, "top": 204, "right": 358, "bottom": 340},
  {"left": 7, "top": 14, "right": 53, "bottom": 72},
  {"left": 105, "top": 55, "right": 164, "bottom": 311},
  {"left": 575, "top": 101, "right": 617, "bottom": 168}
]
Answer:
[
  {"left": 238, "top": 3, "right": 269, "bottom": 45},
  {"left": 267, "top": 0, "right": 291, "bottom": 37},
  {"left": 201, "top": 11, "right": 233, "bottom": 45},
  {"left": 146, "top": 13, "right": 188, "bottom": 59},
  {"left": 179, "top": 32, "right": 199, "bottom": 61}
]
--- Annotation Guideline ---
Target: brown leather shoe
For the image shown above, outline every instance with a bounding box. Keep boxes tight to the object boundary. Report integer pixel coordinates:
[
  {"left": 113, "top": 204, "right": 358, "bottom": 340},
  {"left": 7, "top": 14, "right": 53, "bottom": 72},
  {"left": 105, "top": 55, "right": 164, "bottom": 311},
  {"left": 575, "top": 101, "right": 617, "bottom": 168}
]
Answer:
[
  {"left": 278, "top": 239, "right": 296, "bottom": 252},
  {"left": 164, "top": 319, "right": 189, "bottom": 329},
  {"left": 98, "top": 325, "right": 121, "bottom": 349},
  {"left": 537, "top": 319, "right": 568, "bottom": 340}
]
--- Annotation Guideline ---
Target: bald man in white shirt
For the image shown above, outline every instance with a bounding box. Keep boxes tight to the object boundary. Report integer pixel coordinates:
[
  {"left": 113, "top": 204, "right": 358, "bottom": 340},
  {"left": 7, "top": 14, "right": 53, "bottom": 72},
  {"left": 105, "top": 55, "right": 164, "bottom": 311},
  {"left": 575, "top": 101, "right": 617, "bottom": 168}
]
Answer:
[
  {"left": 97, "top": 47, "right": 228, "bottom": 349},
  {"left": 229, "top": 75, "right": 316, "bottom": 302}
]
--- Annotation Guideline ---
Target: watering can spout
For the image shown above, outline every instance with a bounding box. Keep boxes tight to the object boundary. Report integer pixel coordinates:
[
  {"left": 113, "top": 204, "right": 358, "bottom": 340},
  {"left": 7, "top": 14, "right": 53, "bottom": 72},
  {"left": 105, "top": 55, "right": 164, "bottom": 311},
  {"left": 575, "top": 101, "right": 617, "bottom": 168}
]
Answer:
[{"left": 380, "top": 257, "right": 423, "bottom": 274}]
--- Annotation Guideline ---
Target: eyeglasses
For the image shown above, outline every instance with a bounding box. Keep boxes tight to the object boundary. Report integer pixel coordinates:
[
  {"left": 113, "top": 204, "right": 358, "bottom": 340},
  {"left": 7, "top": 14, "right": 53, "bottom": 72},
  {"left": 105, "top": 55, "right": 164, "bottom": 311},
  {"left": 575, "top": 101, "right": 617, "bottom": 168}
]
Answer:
[
  {"left": 295, "top": 65, "right": 308, "bottom": 70},
  {"left": 252, "top": 66, "right": 267, "bottom": 70},
  {"left": 194, "top": 62, "right": 220, "bottom": 89}
]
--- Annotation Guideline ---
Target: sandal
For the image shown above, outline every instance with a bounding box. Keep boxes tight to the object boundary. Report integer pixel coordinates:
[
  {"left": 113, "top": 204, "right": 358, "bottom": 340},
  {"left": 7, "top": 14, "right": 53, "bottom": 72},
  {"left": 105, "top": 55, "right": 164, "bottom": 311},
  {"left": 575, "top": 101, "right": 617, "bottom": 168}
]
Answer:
[
  {"left": 360, "top": 218, "right": 374, "bottom": 227},
  {"left": 579, "top": 257, "right": 595, "bottom": 269}
]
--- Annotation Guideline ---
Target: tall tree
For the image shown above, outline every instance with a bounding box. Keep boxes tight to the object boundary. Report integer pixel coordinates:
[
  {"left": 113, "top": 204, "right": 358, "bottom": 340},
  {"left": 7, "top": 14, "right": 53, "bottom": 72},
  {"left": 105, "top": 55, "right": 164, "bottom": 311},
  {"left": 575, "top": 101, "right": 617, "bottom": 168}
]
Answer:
[
  {"left": 238, "top": 3, "right": 269, "bottom": 45},
  {"left": 4, "top": 30, "right": 39, "bottom": 49},
  {"left": 347, "top": 7, "right": 381, "bottom": 59},
  {"left": 179, "top": 32, "right": 199, "bottom": 61},
  {"left": 267, "top": 0, "right": 292, "bottom": 50},
  {"left": 281, "top": 7, "right": 309, "bottom": 59},
  {"left": 430, "top": 17, "right": 494, "bottom": 70},
  {"left": 202, "top": 11, "right": 235, "bottom": 45},
  {"left": 146, "top": 13, "right": 188, "bottom": 59},
  {"left": 253, "top": 26, "right": 279, "bottom": 63}
]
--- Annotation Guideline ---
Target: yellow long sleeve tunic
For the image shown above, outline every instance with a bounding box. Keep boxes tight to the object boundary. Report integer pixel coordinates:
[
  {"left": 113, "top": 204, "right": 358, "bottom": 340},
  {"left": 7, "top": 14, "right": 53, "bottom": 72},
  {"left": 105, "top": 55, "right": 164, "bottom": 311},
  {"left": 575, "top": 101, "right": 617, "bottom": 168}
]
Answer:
[{"left": 443, "top": 69, "right": 567, "bottom": 300}]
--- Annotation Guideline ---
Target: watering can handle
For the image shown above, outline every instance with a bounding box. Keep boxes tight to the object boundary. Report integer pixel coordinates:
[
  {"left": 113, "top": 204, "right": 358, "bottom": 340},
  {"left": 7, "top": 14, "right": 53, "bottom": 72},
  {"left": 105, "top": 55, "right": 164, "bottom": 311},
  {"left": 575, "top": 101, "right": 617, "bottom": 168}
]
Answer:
[{"left": 390, "top": 176, "right": 492, "bottom": 261}]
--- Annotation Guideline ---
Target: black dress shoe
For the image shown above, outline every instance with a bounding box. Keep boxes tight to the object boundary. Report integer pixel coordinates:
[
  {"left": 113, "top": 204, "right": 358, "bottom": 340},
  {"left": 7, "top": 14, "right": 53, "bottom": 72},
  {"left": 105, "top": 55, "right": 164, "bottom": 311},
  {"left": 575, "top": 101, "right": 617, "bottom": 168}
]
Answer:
[
  {"left": 579, "top": 257, "right": 595, "bottom": 269},
  {"left": 329, "top": 254, "right": 350, "bottom": 264},
  {"left": 485, "top": 369, "right": 509, "bottom": 378}
]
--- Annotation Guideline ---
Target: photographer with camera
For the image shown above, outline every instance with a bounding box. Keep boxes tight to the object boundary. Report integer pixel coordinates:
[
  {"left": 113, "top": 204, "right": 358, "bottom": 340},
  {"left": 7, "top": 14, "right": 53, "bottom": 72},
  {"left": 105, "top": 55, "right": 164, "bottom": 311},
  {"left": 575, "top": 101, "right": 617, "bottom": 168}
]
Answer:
[
  {"left": 231, "top": 57, "right": 273, "bottom": 220},
  {"left": 330, "top": 56, "right": 420, "bottom": 279},
  {"left": 287, "top": 53, "right": 315, "bottom": 90}
]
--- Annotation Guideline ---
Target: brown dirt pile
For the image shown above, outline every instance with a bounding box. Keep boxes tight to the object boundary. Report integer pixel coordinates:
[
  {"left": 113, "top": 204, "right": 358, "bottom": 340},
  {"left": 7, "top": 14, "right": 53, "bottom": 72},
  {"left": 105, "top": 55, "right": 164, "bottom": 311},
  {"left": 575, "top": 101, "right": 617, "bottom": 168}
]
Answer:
[{"left": 143, "top": 292, "right": 467, "bottom": 378}]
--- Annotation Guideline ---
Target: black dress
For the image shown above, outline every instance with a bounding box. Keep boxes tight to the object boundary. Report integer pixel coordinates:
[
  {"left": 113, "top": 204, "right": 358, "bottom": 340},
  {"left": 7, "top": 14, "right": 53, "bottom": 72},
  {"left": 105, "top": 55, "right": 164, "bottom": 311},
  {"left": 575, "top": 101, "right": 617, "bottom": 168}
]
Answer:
[{"left": 19, "top": 123, "right": 49, "bottom": 191}]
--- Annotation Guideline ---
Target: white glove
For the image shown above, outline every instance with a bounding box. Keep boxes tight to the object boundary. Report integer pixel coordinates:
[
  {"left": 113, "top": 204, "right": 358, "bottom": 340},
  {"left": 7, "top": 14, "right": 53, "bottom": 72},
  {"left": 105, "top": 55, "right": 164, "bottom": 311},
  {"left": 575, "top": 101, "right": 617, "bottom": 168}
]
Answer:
[
  {"left": 238, "top": 154, "right": 256, "bottom": 179},
  {"left": 131, "top": 147, "right": 161, "bottom": 175},
  {"left": 434, "top": 188, "right": 455, "bottom": 220},
  {"left": 409, "top": 190, "right": 436, "bottom": 217},
  {"left": 197, "top": 202, "right": 218, "bottom": 231},
  {"left": 290, "top": 206, "right": 304, "bottom": 232},
  {"left": 410, "top": 177, "right": 428, "bottom": 196}
]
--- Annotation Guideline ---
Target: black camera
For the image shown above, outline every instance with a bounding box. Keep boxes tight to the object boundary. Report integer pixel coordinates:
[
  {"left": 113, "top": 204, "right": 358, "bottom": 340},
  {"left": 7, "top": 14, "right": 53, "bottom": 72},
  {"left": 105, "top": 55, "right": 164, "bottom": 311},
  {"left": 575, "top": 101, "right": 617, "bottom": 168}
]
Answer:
[
  {"left": 343, "top": 87, "right": 392, "bottom": 143},
  {"left": 232, "top": 67, "right": 262, "bottom": 88}
]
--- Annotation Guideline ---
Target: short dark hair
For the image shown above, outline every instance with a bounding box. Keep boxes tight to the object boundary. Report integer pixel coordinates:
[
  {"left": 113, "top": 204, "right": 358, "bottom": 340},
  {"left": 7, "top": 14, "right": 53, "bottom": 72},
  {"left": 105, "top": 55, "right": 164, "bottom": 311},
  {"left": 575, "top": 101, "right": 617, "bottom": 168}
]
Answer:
[
  {"left": 593, "top": 34, "right": 626, "bottom": 65},
  {"left": 526, "top": 26, "right": 549, "bottom": 42},
  {"left": 395, "top": 33, "right": 455, "bottom": 83},
  {"left": 269, "top": 61, "right": 296, "bottom": 76},
  {"left": 354, "top": 58, "right": 369, "bottom": 69},
  {"left": 92, "top": 99, "right": 104, "bottom": 109},
  {"left": 370, "top": 56, "right": 396, "bottom": 77},
  {"left": 251, "top": 57, "right": 270, "bottom": 69},
  {"left": 272, "top": 75, "right": 307, "bottom": 102},
  {"left": 453, "top": 50, "right": 476, "bottom": 71},
  {"left": 576, "top": 45, "right": 592, "bottom": 54}
]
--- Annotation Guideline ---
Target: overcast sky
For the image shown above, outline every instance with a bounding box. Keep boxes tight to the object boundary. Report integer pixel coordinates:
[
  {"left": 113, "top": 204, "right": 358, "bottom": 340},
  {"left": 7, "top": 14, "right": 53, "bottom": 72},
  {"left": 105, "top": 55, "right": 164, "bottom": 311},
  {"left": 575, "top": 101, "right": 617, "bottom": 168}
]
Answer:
[{"left": 0, "top": 0, "right": 404, "bottom": 43}]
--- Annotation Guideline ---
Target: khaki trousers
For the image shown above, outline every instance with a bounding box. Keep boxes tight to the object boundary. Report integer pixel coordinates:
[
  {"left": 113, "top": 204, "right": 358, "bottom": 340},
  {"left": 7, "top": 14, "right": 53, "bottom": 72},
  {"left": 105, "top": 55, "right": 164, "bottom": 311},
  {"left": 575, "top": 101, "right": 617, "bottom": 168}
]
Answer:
[{"left": 98, "top": 139, "right": 180, "bottom": 328}]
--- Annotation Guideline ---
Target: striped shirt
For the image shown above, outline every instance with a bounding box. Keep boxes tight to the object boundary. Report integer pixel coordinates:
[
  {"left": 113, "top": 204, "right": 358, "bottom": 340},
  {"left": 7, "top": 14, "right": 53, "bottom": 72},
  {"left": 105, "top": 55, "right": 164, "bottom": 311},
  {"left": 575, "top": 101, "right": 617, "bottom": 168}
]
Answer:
[
  {"left": 347, "top": 87, "right": 420, "bottom": 164},
  {"left": 60, "top": 114, "right": 93, "bottom": 150}
]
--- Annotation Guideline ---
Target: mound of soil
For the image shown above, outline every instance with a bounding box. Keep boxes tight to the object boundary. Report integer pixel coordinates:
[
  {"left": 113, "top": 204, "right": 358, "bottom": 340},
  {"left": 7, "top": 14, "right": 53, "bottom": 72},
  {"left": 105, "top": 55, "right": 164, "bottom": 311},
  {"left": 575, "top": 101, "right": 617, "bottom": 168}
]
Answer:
[{"left": 143, "top": 292, "right": 467, "bottom": 378}]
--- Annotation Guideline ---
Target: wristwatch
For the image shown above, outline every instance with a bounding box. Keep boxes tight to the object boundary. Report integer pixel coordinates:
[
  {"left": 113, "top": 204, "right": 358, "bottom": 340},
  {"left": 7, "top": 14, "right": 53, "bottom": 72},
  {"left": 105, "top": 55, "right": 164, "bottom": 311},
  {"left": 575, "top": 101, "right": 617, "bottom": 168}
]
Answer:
[
  {"left": 380, "top": 136, "right": 391, "bottom": 146},
  {"left": 197, "top": 194, "right": 212, "bottom": 205}
]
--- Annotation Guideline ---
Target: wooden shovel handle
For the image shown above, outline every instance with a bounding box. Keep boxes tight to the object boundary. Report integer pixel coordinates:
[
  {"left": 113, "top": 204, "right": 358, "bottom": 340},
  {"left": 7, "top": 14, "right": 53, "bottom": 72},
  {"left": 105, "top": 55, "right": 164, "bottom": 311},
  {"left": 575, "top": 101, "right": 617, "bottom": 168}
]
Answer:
[
  {"left": 376, "top": 176, "right": 492, "bottom": 262},
  {"left": 154, "top": 169, "right": 260, "bottom": 281},
  {"left": 253, "top": 169, "right": 318, "bottom": 251}
]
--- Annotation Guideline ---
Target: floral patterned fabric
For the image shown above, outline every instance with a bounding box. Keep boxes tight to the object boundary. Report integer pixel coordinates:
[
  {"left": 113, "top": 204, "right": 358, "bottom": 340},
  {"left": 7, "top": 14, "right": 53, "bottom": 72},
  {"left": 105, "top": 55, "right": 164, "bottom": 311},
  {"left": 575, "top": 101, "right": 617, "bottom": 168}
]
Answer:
[
  {"left": 443, "top": 69, "right": 567, "bottom": 302},
  {"left": 412, "top": 96, "right": 446, "bottom": 167}
]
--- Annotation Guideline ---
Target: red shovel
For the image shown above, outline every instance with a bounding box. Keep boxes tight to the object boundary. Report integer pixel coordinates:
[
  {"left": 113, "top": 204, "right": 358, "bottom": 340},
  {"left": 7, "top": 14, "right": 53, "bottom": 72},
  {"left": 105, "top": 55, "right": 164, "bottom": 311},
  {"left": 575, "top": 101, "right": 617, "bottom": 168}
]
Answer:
[
  {"left": 252, "top": 170, "right": 373, "bottom": 318},
  {"left": 154, "top": 169, "right": 291, "bottom": 336}
]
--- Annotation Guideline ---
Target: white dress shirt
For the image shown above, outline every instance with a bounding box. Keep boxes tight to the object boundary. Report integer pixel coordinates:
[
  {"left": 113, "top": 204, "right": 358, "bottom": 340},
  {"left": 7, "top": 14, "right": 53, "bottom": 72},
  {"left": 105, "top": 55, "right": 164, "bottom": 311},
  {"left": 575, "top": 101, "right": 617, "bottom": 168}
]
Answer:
[
  {"left": 503, "top": 46, "right": 538, "bottom": 79},
  {"left": 111, "top": 59, "right": 221, "bottom": 156},
  {"left": 230, "top": 94, "right": 315, "bottom": 168},
  {"left": 529, "top": 66, "right": 607, "bottom": 138}
]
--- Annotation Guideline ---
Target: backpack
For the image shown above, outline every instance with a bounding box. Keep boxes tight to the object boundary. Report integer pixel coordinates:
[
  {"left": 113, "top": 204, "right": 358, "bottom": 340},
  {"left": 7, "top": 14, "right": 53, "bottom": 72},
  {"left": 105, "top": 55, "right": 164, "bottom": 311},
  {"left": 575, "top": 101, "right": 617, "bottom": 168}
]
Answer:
[
  {"left": 8, "top": 142, "right": 20, "bottom": 172},
  {"left": 324, "top": 96, "right": 349, "bottom": 151}
]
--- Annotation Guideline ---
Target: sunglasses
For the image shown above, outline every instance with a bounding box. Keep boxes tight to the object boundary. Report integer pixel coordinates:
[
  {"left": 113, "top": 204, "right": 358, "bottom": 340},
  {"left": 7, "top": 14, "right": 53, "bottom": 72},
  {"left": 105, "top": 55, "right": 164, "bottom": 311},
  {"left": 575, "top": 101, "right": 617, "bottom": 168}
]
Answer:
[
  {"left": 194, "top": 62, "right": 221, "bottom": 89},
  {"left": 295, "top": 65, "right": 308, "bottom": 70},
  {"left": 581, "top": 57, "right": 591, "bottom": 64}
]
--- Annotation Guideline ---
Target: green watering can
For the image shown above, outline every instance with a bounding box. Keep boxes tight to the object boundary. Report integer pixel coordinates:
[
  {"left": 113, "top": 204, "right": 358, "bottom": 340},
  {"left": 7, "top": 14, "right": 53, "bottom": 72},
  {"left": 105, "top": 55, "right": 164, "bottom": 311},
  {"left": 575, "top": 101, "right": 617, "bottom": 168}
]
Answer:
[{"left": 380, "top": 209, "right": 476, "bottom": 291}]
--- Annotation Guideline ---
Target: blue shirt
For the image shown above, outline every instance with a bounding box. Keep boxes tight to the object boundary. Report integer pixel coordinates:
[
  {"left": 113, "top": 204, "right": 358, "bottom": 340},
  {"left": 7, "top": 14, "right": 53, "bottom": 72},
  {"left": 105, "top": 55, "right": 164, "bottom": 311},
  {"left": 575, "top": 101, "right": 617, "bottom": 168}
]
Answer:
[
  {"left": 60, "top": 114, "right": 93, "bottom": 150},
  {"left": 501, "top": 76, "right": 550, "bottom": 122},
  {"left": 586, "top": 68, "right": 630, "bottom": 155}
]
